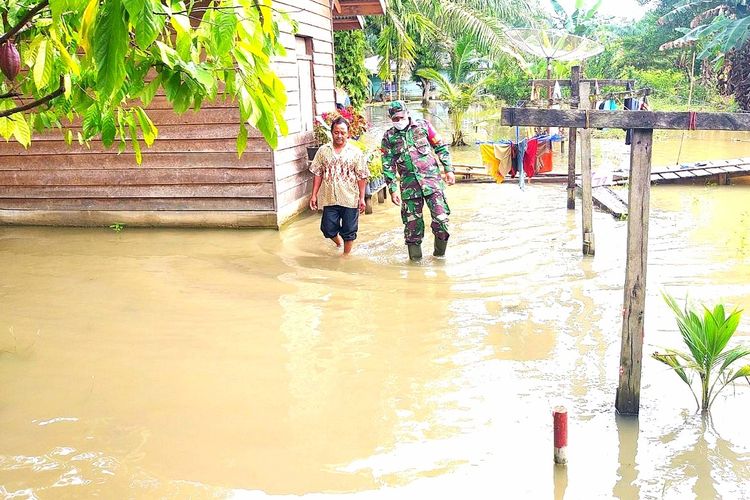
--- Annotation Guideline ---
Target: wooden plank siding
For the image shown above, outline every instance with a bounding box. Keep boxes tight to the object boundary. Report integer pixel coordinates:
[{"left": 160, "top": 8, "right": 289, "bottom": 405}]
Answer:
[
  {"left": 0, "top": 0, "right": 338, "bottom": 228},
  {"left": 273, "top": 0, "right": 337, "bottom": 226}
]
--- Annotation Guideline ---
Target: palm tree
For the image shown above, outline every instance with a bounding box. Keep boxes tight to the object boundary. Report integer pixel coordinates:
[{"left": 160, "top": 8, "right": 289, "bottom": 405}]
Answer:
[
  {"left": 369, "top": 0, "right": 438, "bottom": 100},
  {"left": 369, "top": 0, "right": 532, "bottom": 100},
  {"left": 415, "top": 36, "right": 487, "bottom": 145}
]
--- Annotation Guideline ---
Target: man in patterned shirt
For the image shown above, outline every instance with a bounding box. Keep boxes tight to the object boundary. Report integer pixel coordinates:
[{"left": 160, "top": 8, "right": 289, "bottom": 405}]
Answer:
[
  {"left": 381, "top": 100, "right": 456, "bottom": 261},
  {"left": 309, "top": 116, "right": 369, "bottom": 255}
]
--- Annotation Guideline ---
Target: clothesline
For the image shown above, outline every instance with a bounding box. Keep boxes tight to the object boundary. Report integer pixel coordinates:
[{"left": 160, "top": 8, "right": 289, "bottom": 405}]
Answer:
[{"left": 476, "top": 133, "right": 563, "bottom": 146}]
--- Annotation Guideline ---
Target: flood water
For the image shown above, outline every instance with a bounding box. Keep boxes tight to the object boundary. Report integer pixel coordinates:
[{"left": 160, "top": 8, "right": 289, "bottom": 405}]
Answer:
[{"left": 2, "top": 167, "right": 750, "bottom": 497}]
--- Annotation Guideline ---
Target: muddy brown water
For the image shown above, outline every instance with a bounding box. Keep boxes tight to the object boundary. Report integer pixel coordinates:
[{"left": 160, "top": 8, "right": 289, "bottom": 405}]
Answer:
[{"left": 2, "top": 106, "right": 750, "bottom": 498}]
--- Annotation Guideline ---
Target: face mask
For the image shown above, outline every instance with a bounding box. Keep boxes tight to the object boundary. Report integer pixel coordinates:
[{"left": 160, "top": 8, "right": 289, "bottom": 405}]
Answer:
[{"left": 393, "top": 118, "right": 409, "bottom": 131}]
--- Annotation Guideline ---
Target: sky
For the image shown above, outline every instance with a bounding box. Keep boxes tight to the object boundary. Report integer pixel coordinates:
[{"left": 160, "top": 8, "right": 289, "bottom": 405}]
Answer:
[{"left": 552, "top": 0, "right": 655, "bottom": 21}]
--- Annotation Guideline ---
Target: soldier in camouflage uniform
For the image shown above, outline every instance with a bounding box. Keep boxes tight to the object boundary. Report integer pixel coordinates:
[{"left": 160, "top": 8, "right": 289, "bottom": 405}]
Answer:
[{"left": 381, "top": 100, "right": 456, "bottom": 260}]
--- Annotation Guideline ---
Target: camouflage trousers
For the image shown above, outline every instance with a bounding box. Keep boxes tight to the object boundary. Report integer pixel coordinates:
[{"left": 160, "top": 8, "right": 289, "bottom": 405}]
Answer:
[{"left": 400, "top": 190, "right": 450, "bottom": 245}]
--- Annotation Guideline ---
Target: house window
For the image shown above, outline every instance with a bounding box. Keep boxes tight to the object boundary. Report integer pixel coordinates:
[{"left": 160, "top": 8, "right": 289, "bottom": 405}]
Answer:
[{"left": 296, "top": 37, "right": 314, "bottom": 133}]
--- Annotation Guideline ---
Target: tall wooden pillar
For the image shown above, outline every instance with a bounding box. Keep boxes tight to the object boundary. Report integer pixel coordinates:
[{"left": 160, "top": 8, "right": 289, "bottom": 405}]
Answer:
[
  {"left": 567, "top": 66, "right": 580, "bottom": 210},
  {"left": 579, "top": 82, "right": 594, "bottom": 256},
  {"left": 615, "top": 128, "right": 653, "bottom": 415}
]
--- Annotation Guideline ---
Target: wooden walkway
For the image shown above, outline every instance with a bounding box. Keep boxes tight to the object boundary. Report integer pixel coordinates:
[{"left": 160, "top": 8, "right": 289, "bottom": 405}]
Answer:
[
  {"left": 456, "top": 158, "right": 750, "bottom": 219},
  {"left": 609, "top": 157, "right": 750, "bottom": 186}
]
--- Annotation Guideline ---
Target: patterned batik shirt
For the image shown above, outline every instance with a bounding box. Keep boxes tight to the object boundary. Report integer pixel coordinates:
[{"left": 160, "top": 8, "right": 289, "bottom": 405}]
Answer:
[
  {"left": 381, "top": 118, "right": 453, "bottom": 200},
  {"left": 309, "top": 142, "right": 369, "bottom": 209}
]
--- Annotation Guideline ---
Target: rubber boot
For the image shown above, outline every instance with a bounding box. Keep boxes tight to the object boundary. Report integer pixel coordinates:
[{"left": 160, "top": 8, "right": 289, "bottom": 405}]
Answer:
[
  {"left": 433, "top": 238, "right": 448, "bottom": 257},
  {"left": 407, "top": 243, "right": 422, "bottom": 261}
]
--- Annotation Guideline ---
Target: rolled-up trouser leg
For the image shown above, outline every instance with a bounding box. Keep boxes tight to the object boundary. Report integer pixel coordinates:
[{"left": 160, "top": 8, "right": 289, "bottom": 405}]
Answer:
[
  {"left": 425, "top": 190, "right": 450, "bottom": 241},
  {"left": 401, "top": 196, "right": 425, "bottom": 245}
]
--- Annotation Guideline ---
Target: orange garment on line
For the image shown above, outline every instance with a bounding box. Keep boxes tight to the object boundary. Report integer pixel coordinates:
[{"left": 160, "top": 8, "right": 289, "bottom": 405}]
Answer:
[
  {"left": 536, "top": 140, "right": 553, "bottom": 173},
  {"left": 480, "top": 144, "right": 513, "bottom": 183}
]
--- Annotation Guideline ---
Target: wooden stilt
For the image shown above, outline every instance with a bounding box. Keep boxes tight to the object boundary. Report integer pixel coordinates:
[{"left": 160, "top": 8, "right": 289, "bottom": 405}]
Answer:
[
  {"left": 377, "top": 186, "right": 386, "bottom": 203},
  {"left": 567, "top": 66, "right": 580, "bottom": 210},
  {"left": 615, "top": 128, "right": 653, "bottom": 415},
  {"left": 579, "top": 82, "right": 594, "bottom": 256},
  {"left": 365, "top": 195, "right": 373, "bottom": 214}
]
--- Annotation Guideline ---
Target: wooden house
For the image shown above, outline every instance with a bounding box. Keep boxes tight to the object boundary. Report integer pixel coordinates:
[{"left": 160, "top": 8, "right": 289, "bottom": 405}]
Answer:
[{"left": 0, "top": 0, "right": 385, "bottom": 228}]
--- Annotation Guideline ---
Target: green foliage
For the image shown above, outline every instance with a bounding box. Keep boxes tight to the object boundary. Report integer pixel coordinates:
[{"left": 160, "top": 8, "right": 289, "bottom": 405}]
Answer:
[
  {"left": 483, "top": 56, "right": 530, "bottom": 105},
  {"left": 624, "top": 67, "right": 689, "bottom": 101},
  {"left": 653, "top": 292, "right": 750, "bottom": 412},
  {"left": 334, "top": 30, "right": 369, "bottom": 109},
  {"left": 0, "top": 0, "right": 288, "bottom": 160},
  {"left": 549, "top": 0, "right": 603, "bottom": 36},
  {"left": 660, "top": 1, "right": 750, "bottom": 58}
]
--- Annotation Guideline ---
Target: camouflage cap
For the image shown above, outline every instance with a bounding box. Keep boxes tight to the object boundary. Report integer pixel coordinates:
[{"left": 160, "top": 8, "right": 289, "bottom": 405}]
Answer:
[{"left": 388, "top": 100, "right": 408, "bottom": 118}]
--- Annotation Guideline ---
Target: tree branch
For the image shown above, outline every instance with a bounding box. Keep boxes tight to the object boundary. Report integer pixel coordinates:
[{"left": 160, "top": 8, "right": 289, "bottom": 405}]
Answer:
[
  {"left": 0, "top": 0, "right": 50, "bottom": 45},
  {"left": 0, "top": 76, "right": 64, "bottom": 118}
]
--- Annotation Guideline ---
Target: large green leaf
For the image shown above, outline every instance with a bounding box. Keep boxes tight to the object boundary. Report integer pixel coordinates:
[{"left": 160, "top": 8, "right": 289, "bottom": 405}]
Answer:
[
  {"left": 101, "top": 109, "right": 117, "bottom": 147},
  {"left": 33, "top": 40, "right": 53, "bottom": 90},
  {"left": 212, "top": 4, "right": 237, "bottom": 56},
  {"left": 135, "top": 0, "right": 161, "bottom": 49},
  {"left": 237, "top": 122, "right": 248, "bottom": 158},
  {"left": 121, "top": 0, "right": 144, "bottom": 19},
  {"left": 94, "top": 0, "right": 129, "bottom": 97},
  {"left": 134, "top": 107, "right": 157, "bottom": 146},
  {"left": 82, "top": 103, "right": 101, "bottom": 139},
  {"left": 11, "top": 114, "right": 31, "bottom": 148}
]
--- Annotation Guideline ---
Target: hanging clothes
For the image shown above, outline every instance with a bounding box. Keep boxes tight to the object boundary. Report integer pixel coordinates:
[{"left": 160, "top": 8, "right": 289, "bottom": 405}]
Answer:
[
  {"left": 523, "top": 138, "right": 538, "bottom": 179},
  {"left": 624, "top": 97, "right": 640, "bottom": 145},
  {"left": 495, "top": 144, "right": 513, "bottom": 179},
  {"left": 536, "top": 139, "right": 553, "bottom": 174},
  {"left": 480, "top": 143, "right": 500, "bottom": 179},
  {"left": 553, "top": 81, "right": 562, "bottom": 100},
  {"left": 479, "top": 143, "right": 512, "bottom": 183}
]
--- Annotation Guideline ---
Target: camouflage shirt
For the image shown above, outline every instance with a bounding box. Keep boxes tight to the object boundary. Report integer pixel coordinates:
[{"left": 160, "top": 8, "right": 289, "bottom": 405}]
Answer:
[{"left": 381, "top": 118, "right": 453, "bottom": 200}]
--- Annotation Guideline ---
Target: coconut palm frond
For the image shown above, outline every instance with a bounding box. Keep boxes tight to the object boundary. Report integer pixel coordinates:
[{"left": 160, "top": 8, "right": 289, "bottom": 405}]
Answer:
[{"left": 414, "top": 68, "right": 459, "bottom": 100}]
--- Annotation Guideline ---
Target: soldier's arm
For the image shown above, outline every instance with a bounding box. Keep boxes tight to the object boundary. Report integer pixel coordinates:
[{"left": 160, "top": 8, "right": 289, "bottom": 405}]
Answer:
[
  {"left": 425, "top": 120, "right": 454, "bottom": 173},
  {"left": 381, "top": 135, "right": 399, "bottom": 194}
]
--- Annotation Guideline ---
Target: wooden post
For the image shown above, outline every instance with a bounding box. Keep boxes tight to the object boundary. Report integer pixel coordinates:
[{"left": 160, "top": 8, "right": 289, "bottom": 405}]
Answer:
[
  {"left": 365, "top": 195, "right": 373, "bottom": 214},
  {"left": 579, "top": 82, "right": 594, "bottom": 256},
  {"left": 615, "top": 128, "right": 653, "bottom": 415},
  {"left": 377, "top": 186, "right": 386, "bottom": 203},
  {"left": 567, "top": 66, "right": 580, "bottom": 210}
]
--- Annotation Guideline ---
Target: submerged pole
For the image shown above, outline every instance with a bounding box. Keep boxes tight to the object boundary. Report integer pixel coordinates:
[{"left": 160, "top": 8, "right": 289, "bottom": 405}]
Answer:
[
  {"left": 553, "top": 406, "right": 568, "bottom": 465},
  {"left": 615, "top": 128, "right": 654, "bottom": 415}
]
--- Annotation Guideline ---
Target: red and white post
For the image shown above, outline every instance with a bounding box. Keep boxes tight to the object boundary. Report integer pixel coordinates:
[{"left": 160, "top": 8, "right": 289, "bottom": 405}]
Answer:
[{"left": 553, "top": 406, "right": 568, "bottom": 465}]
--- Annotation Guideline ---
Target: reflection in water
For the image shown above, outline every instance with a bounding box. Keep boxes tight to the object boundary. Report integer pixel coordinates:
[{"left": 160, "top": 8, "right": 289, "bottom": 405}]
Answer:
[
  {"left": 1, "top": 180, "right": 749, "bottom": 497},
  {"left": 614, "top": 415, "right": 640, "bottom": 500},
  {"left": 553, "top": 463, "right": 568, "bottom": 500}
]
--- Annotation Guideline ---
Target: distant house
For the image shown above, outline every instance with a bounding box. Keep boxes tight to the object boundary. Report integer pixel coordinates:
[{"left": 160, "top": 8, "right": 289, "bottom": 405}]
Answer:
[{"left": 0, "top": 0, "right": 385, "bottom": 228}]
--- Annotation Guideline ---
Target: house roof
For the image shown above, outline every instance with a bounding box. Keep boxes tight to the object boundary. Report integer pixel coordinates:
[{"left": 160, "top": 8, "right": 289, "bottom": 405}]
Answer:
[{"left": 333, "top": 0, "right": 385, "bottom": 31}]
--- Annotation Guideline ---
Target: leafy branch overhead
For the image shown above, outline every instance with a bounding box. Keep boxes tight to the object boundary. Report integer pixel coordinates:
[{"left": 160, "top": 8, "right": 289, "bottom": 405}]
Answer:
[{"left": 0, "top": 0, "right": 289, "bottom": 161}]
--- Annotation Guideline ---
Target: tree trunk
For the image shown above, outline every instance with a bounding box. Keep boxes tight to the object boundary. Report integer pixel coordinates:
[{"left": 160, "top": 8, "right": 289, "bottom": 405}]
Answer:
[
  {"left": 728, "top": 42, "right": 750, "bottom": 110},
  {"left": 419, "top": 78, "right": 430, "bottom": 107}
]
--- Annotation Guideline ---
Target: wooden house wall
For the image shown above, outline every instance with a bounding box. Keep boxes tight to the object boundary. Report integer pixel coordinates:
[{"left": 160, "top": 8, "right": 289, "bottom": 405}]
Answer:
[
  {"left": 0, "top": 0, "right": 336, "bottom": 228},
  {"left": 273, "top": 0, "right": 337, "bottom": 226}
]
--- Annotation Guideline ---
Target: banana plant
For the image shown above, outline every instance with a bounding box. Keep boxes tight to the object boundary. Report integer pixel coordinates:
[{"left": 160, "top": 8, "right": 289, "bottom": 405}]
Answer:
[{"left": 653, "top": 292, "right": 750, "bottom": 412}]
